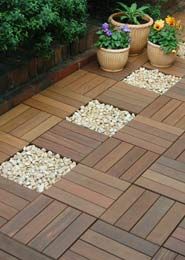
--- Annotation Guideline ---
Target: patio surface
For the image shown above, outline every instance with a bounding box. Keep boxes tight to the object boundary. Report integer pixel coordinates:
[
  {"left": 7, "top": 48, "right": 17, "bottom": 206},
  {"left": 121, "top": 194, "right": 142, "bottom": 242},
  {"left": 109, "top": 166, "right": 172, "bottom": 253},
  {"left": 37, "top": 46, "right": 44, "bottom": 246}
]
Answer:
[{"left": 1, "top": 25, "right": 185, "bottom": 259}]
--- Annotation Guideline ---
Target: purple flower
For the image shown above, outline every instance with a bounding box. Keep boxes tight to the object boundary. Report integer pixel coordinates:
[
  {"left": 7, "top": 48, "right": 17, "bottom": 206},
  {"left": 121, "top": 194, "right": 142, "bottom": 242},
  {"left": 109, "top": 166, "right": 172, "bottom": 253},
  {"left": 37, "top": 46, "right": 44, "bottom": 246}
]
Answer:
[
  {"left": 106, "top": 30, "right": 112, "bottom": 37},
  {"left": 102, "top": 23, "right": 109, "bottom": 31},
  {"left": 121, "top": 25, "right": 131, "bottom": 33}
]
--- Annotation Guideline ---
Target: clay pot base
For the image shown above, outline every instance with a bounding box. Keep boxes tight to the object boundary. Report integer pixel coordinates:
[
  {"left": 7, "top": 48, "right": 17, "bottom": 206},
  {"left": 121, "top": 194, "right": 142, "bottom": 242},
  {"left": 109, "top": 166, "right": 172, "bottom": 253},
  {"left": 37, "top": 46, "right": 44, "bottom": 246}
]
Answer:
[
  {"left": 150, "top": 62, "right": 175, "bottom": 68},
  {"left": 100, "top": 67, "right": 123, "bottom": 72}
]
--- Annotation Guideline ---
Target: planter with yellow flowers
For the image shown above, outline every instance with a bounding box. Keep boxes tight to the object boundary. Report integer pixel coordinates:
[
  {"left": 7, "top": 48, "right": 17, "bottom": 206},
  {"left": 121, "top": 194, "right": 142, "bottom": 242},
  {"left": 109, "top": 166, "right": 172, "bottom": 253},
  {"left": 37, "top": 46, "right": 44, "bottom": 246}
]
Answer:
[{"left": 147, "top": 16, "right": 181, "bottom": 68}]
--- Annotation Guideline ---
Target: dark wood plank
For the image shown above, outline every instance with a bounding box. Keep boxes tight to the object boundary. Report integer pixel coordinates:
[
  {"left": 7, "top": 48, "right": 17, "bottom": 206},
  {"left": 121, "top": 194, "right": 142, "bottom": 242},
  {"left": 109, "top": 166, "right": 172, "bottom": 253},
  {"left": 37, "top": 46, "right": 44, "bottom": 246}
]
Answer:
[
  {"left": 14, "top": 201, "right": 66, "bottom": 244},
  {"left": 29, "top": 207, "right": 80, "bottom": 252},
  {"left": 0, "top": 232, "right": 51, "bottom": 260},
  {"left": 43, "top": 213, "right": 95, "bottom": 259},
  {"left": 91, "top": 220, "right": 159, "bottom": 257},
  {"left": 1, "top": 195, "right": 52, "bottom": 237}
]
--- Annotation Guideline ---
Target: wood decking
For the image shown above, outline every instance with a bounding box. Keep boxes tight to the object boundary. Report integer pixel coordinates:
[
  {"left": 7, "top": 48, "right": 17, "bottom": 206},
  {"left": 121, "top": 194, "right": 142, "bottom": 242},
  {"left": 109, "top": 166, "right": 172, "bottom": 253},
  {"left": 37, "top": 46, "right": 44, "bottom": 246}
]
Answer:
[{"left": 1, "top": 48, "right": 185, "bottom": 259}]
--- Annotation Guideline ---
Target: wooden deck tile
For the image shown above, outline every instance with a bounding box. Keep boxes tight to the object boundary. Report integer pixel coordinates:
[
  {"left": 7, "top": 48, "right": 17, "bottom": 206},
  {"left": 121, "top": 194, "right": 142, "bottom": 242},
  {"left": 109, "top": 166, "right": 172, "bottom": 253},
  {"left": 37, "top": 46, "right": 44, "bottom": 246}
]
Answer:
[
  {"left": 101, "top": 185, "right": 185, "bottom": 245},
  {"left": 62, "top": 240, "right": 122, "bottom": 260},
  {"left": 0, "top": 131, "right": 28, "bottom": 163},
  {"left": 1, "top": 195, "right": 52, "bottom": 237},
  {"left": 165, "top": 132, "right": 185, "bottom": 162},
  {"left": 44, "top": 164, "right": 129, "bottom": 217},
  {"left": 33, "top": 120, "right": 107, "bottom": 162},
  {"left": 24, "top": 93, "right": 76, "bottom": 118},
  {"left": 115, "top": 115, "right": 183, "bottom": 154},
  {"left": 136, "top": 156, "right": 185, "bottom": 203},
  {"left": 0, "top": 104, "right": 61, "bottom": 141},
  {"left": 43, "top": 213, "right": 95, "bottom": 259},
  {"left": 0, "top": 232, "right": 52, "bottom": 260},
  {"left": 73, "top": 220, "right": 159, "bottom": 260},
  {"left": 98, "top": 81, "right": 158, "bottom": 114},
  {"left": 0, "top": 176, "right": 38, "bottom": 202},
  {"left": 165, "top": 218, "right": 185, "bottom": 256},
  {"left": 61, "top": 250, "right": 89, "bottom": 260},
  {"left": 166, "top": 77, "right": 185, "bottom": 101},
  {"left": 152, "top": 248, "right": 177, "bottom": 259},
  {"left": 0, "top": 249, "right": 19, "bottom": 260},
  {"left": 82, "top": 138, "right": 159, "bottom": 182},
  {"left": 141, "top": 95, "right": 185, "bottom": 130}
]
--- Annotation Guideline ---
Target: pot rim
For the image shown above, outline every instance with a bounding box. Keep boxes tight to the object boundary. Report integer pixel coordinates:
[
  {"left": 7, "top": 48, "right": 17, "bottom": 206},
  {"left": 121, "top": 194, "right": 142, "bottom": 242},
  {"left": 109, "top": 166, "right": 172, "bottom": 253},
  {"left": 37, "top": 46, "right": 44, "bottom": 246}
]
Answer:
[
  {"left": 99, "top": 46, "right": 130, "bottom": 53},
  {"left": 109, "top": 12, "right": 153, "bottom": 28},
  {"left": 148, "top": 40, "right": 161, "bottom": 48}
]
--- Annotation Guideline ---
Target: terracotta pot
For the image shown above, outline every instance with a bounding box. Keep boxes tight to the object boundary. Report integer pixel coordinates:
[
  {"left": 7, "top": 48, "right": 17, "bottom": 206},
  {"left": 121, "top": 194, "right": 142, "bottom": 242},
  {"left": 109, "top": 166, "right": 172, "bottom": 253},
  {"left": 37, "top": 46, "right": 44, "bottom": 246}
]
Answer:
[
  {"left": 97, "top": 47, "right": 130, "bottom": 72},
  {"left": 109, "top": 12, "right": 153, "bottom": 55},
  {"left": 147, "top": 41, "right": 177, "bottom": 68}
]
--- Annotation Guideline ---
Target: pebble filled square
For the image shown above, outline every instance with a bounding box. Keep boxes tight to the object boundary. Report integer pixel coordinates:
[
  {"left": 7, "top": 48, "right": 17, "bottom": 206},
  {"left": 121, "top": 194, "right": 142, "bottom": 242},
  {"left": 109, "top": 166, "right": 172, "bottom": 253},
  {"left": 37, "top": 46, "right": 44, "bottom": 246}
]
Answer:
[
  {"left": 0, "top": 145, "right": 76, "bottom": 192},
  {"left": 123, "top": 67, "right": 181, "bottom": 95},
  {"left": 66, "top": 100, "right": 135, "bottom": 137}
]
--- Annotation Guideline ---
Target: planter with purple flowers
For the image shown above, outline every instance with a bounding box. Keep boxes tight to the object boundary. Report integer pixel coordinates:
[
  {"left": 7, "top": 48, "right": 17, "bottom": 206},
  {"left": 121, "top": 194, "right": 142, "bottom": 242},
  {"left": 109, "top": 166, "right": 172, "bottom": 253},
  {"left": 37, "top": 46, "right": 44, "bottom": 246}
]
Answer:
[{"left": 95, "top": 23, "right": 130, "bottom": 72}]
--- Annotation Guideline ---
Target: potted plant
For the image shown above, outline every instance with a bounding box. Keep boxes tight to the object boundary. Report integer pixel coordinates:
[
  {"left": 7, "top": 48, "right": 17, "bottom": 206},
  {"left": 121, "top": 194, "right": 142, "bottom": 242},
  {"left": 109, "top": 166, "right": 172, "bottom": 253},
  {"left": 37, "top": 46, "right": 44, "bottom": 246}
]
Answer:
[
  {"left": 95, "top": 22, "right": 130, "bottom": 72},
  {"left": 109, "top": 3, "right": 153, "bottom": 55},
  {"left": 147, "top": 16, "right": 182, "bottom": 67}
]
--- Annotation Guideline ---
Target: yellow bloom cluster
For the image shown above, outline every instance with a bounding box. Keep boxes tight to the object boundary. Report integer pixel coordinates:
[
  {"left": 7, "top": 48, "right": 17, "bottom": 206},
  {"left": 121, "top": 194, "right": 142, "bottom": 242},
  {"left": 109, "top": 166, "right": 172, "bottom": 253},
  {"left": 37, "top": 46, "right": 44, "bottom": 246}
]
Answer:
[{"left": 153, "top": 16, "right": 182, "bottom": 31}]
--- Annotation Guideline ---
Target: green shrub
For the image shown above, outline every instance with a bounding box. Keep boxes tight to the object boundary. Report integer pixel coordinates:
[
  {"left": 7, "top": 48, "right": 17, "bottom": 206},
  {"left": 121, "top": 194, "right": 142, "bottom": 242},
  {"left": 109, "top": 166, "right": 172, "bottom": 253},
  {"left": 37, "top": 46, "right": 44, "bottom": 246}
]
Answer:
[
  {"left": 0, "top": 0, "right": 88, "bottom": 57},
  {"left": 55, "top": 0, "right": 88, "bottom": 43}
]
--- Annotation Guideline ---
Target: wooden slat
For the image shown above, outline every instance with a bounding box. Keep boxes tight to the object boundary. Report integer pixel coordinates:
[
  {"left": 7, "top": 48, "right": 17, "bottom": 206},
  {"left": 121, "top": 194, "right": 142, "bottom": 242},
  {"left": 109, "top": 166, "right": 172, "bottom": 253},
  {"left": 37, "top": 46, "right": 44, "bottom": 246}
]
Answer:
[
  {"left": 101, "top": 185, "right": 144, "bottom": 224},
  {"left": 0, "top": 177, "right": 38, "bottom": 202},
  {"left": 44, "top": 164, "right": 129, "bottom": 217},
  {"left": 33, "top": 120, "right": 107, "bottom": 162},
  {"left": 1, "top": 195, "right": 52, "bottom": 237},
  {"left": 14, "top": 201, "right": 66, "bottom": 244},
  {"left": 98, "top": 81, "right": 157, "bottom": 114},
  {"left": 115, "top": 116, "right": 183, "bottom": 154},
  {"left": 91, "top": 221, "right": 159, "bottom": 257},
  {"left": 152, "top": 248, "right": 177, "bottom": 260},
  {"left": 81, "top": 229, "right": 150, "bottom": 260},
  {"left": 0, "top": 233, "right": 51, "bottom": 260},
  {"left": 29, "top": 207, "right": 80, "bottom": 252},
  {"left": 136, "top": 156, "right": 185, "bottom": 203},
  {"left": 43, "top": 213, "right": 95, "bottom": 259}
]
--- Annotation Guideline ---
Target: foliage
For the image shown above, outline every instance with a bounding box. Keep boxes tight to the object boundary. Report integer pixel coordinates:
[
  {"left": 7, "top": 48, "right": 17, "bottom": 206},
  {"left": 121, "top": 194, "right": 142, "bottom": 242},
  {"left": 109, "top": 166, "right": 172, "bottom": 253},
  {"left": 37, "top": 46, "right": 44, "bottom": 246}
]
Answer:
[
  {"left": 95, "top": 23, "right": 130, "bottom": 49},
  {"left": 54, "top": 0, "right": 88, "bottom": 43},
  {"left": 116, "top": 2, "right": 149, "bottom": 24},
  {"left": 0, "top": 0, "right": 88, "bottom": 57},
  {"left": 145, "top": 0, "right": 168, "bottom": 20},
  {"left": 149, "top": 16, "right": 181, "bottom": 54}
]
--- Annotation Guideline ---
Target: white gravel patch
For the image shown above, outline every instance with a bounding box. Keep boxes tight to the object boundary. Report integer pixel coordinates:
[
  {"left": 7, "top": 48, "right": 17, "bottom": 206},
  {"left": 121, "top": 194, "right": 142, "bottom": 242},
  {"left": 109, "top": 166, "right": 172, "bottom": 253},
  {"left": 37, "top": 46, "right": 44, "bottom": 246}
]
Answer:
[
  {"left": 178, "top": 42, "right": 185, "bottom": 59},
  {"left": 123, "top": 67, "right": 181, "bottom": 95},
  {"left": 0, "top": 145, "right": 76, "bottom": 192},
  {"left": 66, "top": 100, "right": 135, "bottom": 137}
]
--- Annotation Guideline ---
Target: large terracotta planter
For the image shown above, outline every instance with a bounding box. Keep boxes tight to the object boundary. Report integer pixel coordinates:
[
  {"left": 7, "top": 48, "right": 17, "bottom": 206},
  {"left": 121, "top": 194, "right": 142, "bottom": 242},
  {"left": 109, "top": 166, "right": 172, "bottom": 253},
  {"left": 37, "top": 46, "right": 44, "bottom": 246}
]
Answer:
[
  {"left": 109, "top": 12, "right": 153, "bottom": 55},
  {"left": 97, "top": 47, "right": 130, "bottom": 72},
  {"left": 147, "top": 41, "right": 177, "bottom": 68}
]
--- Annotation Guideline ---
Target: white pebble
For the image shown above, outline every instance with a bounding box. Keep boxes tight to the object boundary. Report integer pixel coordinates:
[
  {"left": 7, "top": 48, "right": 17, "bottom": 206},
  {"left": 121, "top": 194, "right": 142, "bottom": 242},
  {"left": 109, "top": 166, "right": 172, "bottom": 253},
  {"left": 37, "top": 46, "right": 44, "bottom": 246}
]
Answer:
[
  {"left": 66, "top": 100, "right": 135, "bottom": 137},
  {"left": 0, "top": 145, "right": 76, "bottom": 192},
  {"left": 123, "top": 67, "right": 181, "bottom": 95}
]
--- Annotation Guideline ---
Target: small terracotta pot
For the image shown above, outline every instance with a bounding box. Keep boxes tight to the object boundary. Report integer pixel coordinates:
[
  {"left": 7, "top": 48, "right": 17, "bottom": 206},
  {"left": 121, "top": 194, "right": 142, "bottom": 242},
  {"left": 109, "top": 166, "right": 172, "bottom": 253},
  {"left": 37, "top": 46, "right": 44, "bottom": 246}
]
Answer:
[
  {"left": 147, "top": 41, "right": 177, "bottom": 68},
  {"left": 109, "top": 12, "right": 153, "bottom": 55},
  {"left": 97, "top": 47, "right": 130, "bottom": 72}
]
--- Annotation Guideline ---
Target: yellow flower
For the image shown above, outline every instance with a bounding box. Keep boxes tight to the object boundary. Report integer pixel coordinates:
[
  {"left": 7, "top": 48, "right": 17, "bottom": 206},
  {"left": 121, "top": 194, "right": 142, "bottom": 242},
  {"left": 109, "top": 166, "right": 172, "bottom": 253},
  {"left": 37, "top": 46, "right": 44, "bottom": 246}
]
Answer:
[
  {"left": 172, "top": 50, "right": 176, "bottom": 53},
  {"left": 153, "top": 20, "right": 165, "bottom": 31},
  {"left": 165, "top": 16, "right": 176, "bottom": 26}
]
